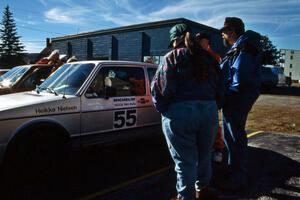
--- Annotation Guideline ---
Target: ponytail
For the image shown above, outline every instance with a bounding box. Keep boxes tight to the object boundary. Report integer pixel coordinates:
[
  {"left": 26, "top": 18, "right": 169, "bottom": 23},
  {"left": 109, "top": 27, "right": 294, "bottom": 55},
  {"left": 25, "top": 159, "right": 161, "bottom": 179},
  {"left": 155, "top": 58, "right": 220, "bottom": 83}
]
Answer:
[
  {"left": 184, "top": 32, "right": 196, "bottom": 55},
  {"left": 184, "top": 32, "right": 209, "bottom": 81}
]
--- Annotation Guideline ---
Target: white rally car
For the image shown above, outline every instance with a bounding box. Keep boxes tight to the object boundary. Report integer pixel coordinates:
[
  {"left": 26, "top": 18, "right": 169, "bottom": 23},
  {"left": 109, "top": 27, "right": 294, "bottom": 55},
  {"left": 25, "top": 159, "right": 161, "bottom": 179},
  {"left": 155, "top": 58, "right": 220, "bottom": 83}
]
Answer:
[{"left": 0, "top": 61, "right": 160, "bottom": 196}]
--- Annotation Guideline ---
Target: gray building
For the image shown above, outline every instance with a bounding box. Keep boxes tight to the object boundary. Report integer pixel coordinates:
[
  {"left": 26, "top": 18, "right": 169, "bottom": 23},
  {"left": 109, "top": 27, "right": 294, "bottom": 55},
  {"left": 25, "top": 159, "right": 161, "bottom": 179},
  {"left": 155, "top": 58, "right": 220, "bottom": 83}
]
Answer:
[
  {"left": 280, "top": 49, "right": 300, "bottom": 82},
  {"left": 49, "top": 18, "right": 226, "bottom": 65}
]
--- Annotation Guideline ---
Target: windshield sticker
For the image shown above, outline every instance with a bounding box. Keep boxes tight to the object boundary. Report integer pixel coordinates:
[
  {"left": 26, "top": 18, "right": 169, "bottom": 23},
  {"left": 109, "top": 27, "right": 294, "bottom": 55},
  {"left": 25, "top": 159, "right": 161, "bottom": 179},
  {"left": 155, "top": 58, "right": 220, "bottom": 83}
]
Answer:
[
  {"left": 113, "top": 97, "right": 136, "bottom": 108},
  {"left": 35, "top": 105, "right": 77, "bottom": 114}
]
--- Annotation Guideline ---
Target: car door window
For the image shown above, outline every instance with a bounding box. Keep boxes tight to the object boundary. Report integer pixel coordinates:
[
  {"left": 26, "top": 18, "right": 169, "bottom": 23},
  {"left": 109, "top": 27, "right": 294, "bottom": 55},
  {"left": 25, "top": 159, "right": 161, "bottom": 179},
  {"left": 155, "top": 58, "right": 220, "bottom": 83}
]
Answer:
[
  {"left": 85, "top": 72, "right": 105, "bottom": 98},
  {"left": 86, "top": 67, "right": 145, "bottom": 98}
]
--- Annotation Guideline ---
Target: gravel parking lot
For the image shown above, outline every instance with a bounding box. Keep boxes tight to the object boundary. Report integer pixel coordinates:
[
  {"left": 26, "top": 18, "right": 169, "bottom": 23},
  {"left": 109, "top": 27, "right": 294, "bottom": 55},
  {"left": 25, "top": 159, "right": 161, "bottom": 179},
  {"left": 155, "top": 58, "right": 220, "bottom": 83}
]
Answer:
[{"left": 247, "top": 86, "right": 300, "bottom": 135}]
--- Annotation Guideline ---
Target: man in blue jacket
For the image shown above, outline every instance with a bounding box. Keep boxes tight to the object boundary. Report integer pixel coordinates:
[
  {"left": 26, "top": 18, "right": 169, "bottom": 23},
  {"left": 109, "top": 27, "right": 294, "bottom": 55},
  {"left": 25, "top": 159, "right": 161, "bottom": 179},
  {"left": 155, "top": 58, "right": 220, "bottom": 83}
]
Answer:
[{"left": 220, "top": 17, "right": 262, "bottom": 191}]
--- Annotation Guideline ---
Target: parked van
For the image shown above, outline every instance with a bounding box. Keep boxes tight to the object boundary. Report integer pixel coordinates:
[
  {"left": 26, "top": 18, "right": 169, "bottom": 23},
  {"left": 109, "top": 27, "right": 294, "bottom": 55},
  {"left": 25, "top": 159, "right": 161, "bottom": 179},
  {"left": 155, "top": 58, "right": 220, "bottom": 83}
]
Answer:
[{"left": 261, "top": 66, "right": 289, "bottom": 90}]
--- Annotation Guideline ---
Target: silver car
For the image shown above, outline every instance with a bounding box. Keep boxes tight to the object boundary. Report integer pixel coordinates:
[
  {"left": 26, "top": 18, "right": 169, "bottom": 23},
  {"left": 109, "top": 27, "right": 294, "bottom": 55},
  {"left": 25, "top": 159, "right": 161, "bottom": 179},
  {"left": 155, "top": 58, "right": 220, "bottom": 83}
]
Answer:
[{"left": 0, "top": 61, "right": 160, "bottom": 197}]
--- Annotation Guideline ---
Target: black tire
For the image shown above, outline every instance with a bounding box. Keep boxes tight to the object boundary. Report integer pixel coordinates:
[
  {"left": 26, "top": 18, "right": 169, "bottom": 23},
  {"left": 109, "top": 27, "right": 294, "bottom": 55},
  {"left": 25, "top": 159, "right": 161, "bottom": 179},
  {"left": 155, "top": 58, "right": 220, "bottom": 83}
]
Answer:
[{"left": 1, "top": 128, "right": 70, "bottom": 200}]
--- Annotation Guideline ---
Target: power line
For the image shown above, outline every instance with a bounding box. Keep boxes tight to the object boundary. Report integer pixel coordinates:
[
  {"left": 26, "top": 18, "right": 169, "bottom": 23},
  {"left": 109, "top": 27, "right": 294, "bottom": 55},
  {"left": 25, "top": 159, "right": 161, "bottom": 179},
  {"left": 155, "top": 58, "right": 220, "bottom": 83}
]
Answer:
[
  {"left": 17, "top": 24, "right": 67, "bottom": 35},
  {"left": 10, "top": 5, "right": 45, "bottom": 16},
  {"left": 21, "top": 40, "right": 45, "bottom": 43}
]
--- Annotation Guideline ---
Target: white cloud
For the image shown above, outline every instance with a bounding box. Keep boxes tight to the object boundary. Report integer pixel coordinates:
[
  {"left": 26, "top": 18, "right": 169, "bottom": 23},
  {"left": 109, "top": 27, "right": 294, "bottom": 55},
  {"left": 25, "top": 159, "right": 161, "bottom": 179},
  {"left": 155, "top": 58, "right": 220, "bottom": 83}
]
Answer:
[
  {"left": 44, "top": 7, "right": 90, "bottom": 24},
  {"left": 44, "top": 8, "right": 76, "bottom": 24}
]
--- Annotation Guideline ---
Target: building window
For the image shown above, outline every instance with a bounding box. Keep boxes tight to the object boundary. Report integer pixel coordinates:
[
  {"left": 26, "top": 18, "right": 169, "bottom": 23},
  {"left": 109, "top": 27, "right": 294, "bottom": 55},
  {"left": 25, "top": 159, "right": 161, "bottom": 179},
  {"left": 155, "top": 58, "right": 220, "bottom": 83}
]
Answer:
[
  {"left": 290, "top": 55, "right": 293, "bottom": 59},
  {"left": 290, "top": 64, "right": 293, "bottom": 68},
  {"left": 289, "top": 72, "right": 292, "bottom": 77}
]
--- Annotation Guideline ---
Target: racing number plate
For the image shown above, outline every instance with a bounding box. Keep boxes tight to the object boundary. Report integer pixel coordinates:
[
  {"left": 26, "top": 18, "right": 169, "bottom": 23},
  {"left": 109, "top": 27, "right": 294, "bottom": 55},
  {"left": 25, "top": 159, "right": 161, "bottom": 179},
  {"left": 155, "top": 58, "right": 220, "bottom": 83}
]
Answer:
[{"left": 113, "top": 109, "right": 137, "bottom": 129}]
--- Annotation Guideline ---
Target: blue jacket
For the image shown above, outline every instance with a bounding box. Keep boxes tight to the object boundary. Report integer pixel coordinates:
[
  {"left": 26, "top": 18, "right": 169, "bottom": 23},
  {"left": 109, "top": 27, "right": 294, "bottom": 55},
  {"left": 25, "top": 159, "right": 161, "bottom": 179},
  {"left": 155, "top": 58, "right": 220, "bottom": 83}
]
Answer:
[
  {"left": 151, "top": 47, "right": 224, "bottom": 113},
  {"left": 220, "top": 30, "right": 262, "bottom": 96}
]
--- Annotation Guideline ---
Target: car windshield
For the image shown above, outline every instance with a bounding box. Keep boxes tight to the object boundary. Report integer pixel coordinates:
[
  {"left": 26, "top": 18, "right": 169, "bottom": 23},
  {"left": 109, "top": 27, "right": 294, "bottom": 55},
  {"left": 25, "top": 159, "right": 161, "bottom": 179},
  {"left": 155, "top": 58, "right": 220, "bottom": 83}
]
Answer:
[
  {"left": 0, "top": 66, "right": 29, "bottom": 87},
  {"left": 38, "top": 63, "right": 95, "bottom": 95}
]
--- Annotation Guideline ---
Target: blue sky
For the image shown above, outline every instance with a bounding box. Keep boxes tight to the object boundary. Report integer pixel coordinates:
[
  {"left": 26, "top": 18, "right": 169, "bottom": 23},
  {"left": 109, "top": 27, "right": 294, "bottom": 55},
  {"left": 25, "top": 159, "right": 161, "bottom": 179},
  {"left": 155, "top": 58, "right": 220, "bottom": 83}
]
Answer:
[{"left": 0, "top": 0, "right": 300, "bottom": 53}]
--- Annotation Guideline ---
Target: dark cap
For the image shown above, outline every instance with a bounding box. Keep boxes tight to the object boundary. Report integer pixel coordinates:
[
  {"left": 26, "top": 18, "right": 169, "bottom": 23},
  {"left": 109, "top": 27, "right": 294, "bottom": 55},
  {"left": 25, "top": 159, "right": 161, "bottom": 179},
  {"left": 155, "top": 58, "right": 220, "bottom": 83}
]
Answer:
[
  {"left": 195, "top": 32, "right": 210, "bottom": 41},
  {"left": 168, "top": 23, "right": 191, "bottom": 48},
  {"left": 220, "top": 17, "right": 244, "bottom": 32}
]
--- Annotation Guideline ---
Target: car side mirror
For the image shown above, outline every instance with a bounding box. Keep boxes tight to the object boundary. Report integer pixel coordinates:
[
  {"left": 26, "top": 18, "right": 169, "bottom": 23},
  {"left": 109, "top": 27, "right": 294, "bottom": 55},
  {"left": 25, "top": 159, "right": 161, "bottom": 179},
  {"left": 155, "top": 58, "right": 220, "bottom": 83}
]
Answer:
[{"left": 85, "top": 86, "right": 97, "bottom": 98}]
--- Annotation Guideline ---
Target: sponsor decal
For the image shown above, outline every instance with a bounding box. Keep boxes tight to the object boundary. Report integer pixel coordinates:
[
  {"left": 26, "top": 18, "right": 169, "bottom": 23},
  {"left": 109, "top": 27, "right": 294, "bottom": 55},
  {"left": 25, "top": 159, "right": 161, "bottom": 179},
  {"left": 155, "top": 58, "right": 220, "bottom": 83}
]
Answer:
[
  {"left": 35, "top": 105, "right": 77, "bottom": 114},
  {"left": 113, "top": 97, "right": 136, "bottom": 108}
]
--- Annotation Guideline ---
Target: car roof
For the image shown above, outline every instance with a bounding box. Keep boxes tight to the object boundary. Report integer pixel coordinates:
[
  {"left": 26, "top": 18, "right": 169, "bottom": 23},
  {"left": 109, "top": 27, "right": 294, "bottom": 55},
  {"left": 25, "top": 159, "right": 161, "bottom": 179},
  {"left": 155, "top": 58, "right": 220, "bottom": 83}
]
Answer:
[
  {"left": 68, "top": 60, "right": 158, "bottom": 68},
  {"left": 9, "top": 64, "right": 51, "bottom": 70},
  {"left": 25, "top": 64, "right": 52, "bottom": 68}
]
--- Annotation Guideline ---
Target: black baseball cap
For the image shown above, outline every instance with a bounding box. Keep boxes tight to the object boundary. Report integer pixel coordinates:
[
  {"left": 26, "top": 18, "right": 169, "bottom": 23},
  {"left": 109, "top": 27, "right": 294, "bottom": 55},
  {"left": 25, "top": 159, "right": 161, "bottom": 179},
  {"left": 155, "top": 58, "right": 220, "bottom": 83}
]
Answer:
[{"left": 220, "top": 17, "right": 244, "bottom": 32}]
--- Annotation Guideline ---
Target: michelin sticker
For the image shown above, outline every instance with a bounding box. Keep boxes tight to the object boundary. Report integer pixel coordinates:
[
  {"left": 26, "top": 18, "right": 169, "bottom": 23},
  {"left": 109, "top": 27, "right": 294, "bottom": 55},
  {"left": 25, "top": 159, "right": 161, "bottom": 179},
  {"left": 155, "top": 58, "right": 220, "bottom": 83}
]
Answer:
[{"left": 113, "top": 97, "right": 136, "bottom": 108}]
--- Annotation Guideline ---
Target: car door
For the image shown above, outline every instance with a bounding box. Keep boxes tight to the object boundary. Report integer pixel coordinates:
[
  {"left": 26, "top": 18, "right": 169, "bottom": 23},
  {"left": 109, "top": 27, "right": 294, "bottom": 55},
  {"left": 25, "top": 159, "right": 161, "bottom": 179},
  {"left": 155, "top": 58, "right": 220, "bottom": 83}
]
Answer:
[
  {"left": 80, "top": 64, "right": 149, "bottom": 145},
  {"left": 140, "top": 66, "right": 161, "bottom": 125}
]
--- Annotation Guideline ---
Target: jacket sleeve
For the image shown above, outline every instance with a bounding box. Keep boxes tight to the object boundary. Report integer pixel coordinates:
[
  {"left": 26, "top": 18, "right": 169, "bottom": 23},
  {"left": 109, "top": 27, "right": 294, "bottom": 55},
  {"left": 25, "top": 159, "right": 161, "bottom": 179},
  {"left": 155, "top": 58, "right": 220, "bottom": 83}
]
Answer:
[
  {"left": 230, "top": 51, "right": 258, "bottom": 92},
  {"left": 151, "top": 52, "right": 178, "bottom": 113}
]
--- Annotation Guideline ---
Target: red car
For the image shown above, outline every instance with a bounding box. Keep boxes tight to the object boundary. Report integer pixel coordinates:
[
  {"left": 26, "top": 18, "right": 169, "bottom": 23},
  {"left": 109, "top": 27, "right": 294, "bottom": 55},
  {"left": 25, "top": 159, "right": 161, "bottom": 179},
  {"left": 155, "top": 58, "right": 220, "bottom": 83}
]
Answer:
[{"left": 0, "top": 64, "right": 55, "bottom": 95}]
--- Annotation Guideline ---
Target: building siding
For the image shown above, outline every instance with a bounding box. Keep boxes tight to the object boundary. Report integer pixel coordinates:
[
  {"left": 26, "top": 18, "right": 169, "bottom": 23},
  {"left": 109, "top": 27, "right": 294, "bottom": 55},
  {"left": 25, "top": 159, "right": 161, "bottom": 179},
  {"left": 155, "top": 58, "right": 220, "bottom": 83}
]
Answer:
[
  {"left": 88, "top": 35, "right": 112, "bottom": 59},
  {"left": 50, "top": 18, "right": 226, "bottom": 64},
  {"left": 114, "top": 31, "right": 142, "bottom": 61}
]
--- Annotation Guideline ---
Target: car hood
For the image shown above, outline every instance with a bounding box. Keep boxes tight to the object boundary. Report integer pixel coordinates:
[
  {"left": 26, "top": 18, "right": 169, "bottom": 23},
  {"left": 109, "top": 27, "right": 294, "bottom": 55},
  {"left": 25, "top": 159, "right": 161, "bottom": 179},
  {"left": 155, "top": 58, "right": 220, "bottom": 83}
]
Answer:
[{"left": 0, "top": 91, "right": 80, "bottom": 120}]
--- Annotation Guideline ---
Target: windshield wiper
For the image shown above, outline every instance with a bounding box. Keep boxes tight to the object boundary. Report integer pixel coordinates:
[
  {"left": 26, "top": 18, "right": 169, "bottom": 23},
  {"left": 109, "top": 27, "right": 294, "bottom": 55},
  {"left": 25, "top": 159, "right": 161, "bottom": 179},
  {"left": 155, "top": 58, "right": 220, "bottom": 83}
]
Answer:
[{"left": 36, "top": 86, "right": 58, "bottom": 96}]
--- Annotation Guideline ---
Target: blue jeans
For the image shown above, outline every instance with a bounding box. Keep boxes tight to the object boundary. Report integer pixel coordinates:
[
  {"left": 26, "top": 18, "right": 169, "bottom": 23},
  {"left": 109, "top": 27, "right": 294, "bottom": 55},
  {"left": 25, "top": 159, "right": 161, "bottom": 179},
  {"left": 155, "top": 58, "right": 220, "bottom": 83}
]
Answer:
[
  {"left": 222, "top": 92, "right": 259, "bottom": 183},
  {"left": 162, "top": 100, "right": 218, "bottom": 200}
]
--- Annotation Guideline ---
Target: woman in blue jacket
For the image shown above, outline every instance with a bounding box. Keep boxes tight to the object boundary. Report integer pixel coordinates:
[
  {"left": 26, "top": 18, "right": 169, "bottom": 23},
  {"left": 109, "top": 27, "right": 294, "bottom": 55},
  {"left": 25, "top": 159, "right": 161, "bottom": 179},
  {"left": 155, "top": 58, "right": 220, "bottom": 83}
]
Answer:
[{"left": 151, "top": 23, "right": 224, "bottom": 200}]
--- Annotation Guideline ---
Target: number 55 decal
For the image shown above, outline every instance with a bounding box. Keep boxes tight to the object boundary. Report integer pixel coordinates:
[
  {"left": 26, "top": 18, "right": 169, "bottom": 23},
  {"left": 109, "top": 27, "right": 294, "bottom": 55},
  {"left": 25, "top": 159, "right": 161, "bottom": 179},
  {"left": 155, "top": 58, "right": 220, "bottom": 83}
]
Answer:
[{"left": 114, "top": 109, "right": 137, "bottom": 129}]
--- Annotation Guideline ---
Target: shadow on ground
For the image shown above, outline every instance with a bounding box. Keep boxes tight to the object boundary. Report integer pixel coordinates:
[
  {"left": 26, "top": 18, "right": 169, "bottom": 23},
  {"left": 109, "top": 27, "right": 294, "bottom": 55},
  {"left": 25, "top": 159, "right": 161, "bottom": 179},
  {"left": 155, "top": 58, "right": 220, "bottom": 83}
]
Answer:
[
  {"left": 212, "top": 146, "right": 300, "bottom": 199},
  {"left": 99, "top": 146, "right": 300, "bottom": 200},
  {"left": 262, "top": 86, "right": 300, "bottom": 96},
  {"left": 1, "top": 134, "right": 299, "bottom": 200}
]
